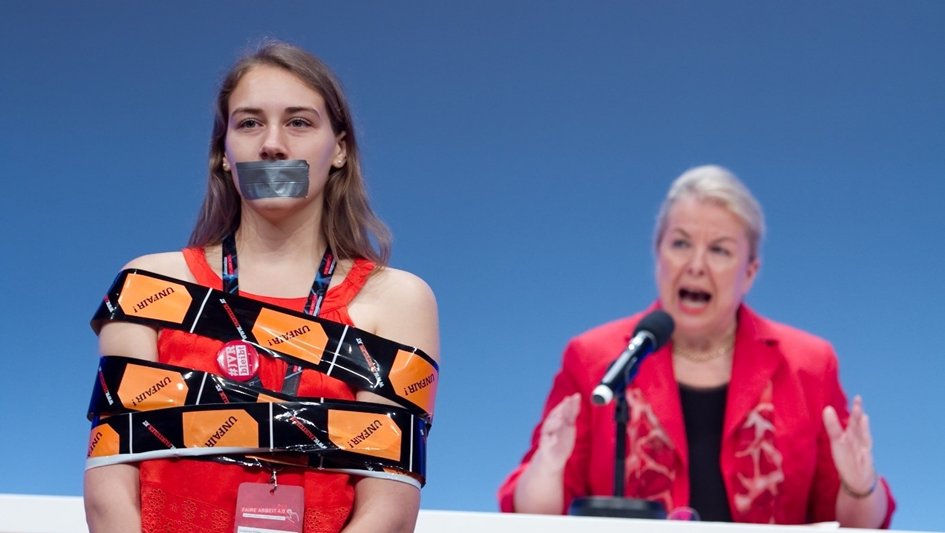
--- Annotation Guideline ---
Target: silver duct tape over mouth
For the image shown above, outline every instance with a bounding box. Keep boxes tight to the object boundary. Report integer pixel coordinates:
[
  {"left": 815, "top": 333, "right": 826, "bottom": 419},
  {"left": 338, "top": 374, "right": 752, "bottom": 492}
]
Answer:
[{"left": 235, "top": 160, "right": 310, "bottom": 199}]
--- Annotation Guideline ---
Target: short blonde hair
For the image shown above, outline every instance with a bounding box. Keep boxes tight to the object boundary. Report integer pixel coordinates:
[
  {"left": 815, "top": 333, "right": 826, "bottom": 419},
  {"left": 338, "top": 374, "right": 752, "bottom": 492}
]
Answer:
[{"left": 654, "top": 165, "right": 765, "bottom": 260}]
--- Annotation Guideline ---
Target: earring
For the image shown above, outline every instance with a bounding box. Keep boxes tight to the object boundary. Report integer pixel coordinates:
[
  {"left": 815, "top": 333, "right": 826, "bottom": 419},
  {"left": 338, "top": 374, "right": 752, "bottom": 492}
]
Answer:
[
  {"left": 222, "top": 160, "right": 230, "bottom": 172},
  {"left": 334, "top": 158, "right": 346, "bottom": 167}
]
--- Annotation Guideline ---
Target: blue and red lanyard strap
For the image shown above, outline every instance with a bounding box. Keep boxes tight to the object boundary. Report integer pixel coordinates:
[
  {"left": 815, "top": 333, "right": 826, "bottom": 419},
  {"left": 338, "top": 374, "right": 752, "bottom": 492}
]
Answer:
[
  {"left": 221, "top": 234, "right": 337, "bottom": 394},
  {"left": 222, "top": 234, "right": 337, "bottom": 316}
]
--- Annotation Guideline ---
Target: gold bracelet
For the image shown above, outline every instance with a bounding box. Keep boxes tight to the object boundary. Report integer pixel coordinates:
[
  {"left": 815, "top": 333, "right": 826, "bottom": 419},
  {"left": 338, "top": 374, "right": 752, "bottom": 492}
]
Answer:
[{"left": 841, "top": 471, "right": 878, "bottom": 499}]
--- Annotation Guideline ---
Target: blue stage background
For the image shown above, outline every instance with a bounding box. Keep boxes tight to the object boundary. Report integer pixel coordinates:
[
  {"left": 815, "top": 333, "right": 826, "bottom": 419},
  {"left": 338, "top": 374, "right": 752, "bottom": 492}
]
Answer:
[{"left": 1, "top": 1, "right": 942, "bottom": 530}]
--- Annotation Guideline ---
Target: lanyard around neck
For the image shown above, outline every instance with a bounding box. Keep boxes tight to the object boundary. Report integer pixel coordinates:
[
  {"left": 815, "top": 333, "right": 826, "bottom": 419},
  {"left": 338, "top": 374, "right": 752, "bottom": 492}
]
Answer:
[{"left": 221, "top": 234, "right": 337, "bottom": 317}]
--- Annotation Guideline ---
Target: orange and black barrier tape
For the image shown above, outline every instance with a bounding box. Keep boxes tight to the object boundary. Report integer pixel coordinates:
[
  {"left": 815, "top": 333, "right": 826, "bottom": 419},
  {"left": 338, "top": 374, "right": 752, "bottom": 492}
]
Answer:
[
  {"left": 87, "top": 356, "right": 427, "bottom": 487},
  {"left": 91, "top": 269, "right": 438, "bottom": 422}
]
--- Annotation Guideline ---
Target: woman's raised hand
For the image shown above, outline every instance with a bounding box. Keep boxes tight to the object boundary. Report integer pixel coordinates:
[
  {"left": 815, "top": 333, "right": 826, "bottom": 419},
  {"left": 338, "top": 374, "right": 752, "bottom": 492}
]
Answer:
[
  {"left": 535, "top": 393, "right": 582, "bottom": 469},
  {"left": 823, "top": 395, "right": 876, "bottom": 496}
]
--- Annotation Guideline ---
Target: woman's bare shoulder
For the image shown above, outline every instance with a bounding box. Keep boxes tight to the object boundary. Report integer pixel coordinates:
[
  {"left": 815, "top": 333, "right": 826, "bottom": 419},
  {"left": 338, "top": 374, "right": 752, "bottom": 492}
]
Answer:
[
  {"left": 367, "top": 267, "right": 436, "bottom": 301},
  {"left": 358, "top": 266, "right": 439, "bottom": 360},
  {"left": 121, "top": 251, "right": 193, "bottom": 281}
]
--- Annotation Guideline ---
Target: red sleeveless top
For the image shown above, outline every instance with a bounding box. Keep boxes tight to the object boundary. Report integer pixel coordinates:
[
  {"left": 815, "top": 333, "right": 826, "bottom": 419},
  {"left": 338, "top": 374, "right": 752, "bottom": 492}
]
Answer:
[{"left": 138, "top": 248, "right": 376, "bottom": 533}]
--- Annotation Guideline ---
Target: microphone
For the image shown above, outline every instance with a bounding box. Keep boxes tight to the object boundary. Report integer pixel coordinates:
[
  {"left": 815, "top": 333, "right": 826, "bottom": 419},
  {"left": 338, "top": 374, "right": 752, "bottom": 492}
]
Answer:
[{"left": 591, "top": 310, "right": 674, "bottom": 405}]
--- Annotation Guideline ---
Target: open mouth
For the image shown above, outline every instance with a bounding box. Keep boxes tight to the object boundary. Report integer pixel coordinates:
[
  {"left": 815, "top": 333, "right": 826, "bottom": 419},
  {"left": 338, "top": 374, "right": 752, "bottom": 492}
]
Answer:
[{"left": 679, "top": 288, "right": 711, "bottom": 307}]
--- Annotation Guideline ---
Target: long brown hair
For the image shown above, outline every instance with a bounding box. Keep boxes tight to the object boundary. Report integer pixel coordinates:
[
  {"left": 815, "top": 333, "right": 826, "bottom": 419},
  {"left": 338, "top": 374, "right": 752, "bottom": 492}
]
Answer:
[{"left": 189, "top": 40, "right": 391, "bottom": 265}]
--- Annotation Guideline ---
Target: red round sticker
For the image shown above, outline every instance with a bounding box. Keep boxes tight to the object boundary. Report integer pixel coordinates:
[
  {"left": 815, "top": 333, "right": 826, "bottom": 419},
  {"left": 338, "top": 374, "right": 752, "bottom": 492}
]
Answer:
[{"left": 216, "top": 341, "right": 260, "bottom": 382}]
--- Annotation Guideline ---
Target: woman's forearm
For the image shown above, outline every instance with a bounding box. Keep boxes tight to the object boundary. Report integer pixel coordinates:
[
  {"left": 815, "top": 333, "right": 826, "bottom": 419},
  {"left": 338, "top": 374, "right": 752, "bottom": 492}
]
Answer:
[
  {"left": 835, "top": 476, "right": 889, "bottom": 529},
  {"left": 342, "top": 476, "right": 420, "bottom": 533},
  {"left": 512, "top": 449, "right": 567, "bottom": 514},
  {"left": 84, "top": 464, "right": 141, "bottom": 533}
]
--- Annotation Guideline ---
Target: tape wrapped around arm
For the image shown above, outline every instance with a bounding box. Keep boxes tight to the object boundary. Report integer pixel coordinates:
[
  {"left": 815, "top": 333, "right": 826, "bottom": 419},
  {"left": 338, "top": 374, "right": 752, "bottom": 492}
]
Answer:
[
  {"left": 91, "top": 269, "right": 438, "bottom": 422},
  {"left": 86, "top": 356, "right": 428, "bottom": 487}
]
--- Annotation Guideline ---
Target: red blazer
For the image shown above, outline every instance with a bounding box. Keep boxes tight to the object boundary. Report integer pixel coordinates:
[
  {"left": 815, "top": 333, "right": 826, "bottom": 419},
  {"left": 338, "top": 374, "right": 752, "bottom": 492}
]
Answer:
[{"left": 498, "top": 304, "right": 895, "bottom": 526}]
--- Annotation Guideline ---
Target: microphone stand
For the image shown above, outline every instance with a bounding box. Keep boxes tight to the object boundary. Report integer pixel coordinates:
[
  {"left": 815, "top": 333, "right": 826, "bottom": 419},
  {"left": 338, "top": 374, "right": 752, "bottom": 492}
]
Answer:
[
  {"left": 568, "top": 370, "right": 666, "bottom": 519},
  {"left": 613, "top": 377, "right": 629, "bottom": 498}
]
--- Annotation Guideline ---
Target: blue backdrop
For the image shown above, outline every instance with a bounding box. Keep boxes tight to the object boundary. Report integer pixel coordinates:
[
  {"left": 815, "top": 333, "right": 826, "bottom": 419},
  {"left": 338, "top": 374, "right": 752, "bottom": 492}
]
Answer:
[{"left": 1, "top": 1, "right": 942, "bottom": 530}]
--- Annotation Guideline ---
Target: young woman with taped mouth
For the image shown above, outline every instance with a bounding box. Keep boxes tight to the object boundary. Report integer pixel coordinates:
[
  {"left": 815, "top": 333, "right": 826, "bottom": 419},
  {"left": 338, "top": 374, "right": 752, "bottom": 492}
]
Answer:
[
  {"left": 84, "top": 41, "right": 439, "bottom": 533},
  {"left": 498, "top": 165, "right": 894, "bottom": 527}
]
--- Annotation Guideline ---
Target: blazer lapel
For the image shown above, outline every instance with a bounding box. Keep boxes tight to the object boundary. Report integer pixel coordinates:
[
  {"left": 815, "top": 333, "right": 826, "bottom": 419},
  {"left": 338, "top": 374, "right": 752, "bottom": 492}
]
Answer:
[
  {"left": 633, "top": 341, "right": 688, "bottom": 467},
  {"left": 724, "top": 306, "right": 784, "bottom": 438}
]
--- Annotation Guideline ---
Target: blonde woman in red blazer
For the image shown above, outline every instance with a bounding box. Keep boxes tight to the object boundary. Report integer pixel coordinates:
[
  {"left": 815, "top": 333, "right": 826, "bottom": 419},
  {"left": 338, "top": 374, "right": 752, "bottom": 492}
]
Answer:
[{"left": 499, "top": 165, "right": 893, "bottom": 527}]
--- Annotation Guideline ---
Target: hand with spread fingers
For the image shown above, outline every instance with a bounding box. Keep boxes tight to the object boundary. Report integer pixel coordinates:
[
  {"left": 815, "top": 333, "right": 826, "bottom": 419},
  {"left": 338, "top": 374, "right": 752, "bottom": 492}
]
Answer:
[
  {"left": 823, "top": 395, "right": 877, "bottom": 497},
  {"left": 536, "top": 393, "right": 582, "bottom": 469},
  {"left": 511, "top": 392, "right": 581, "bottom": 514}
]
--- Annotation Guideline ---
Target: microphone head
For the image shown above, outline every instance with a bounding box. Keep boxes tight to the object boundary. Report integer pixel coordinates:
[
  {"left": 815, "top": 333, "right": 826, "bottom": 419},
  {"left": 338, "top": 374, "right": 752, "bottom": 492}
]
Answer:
[{"left": 634, "top": 310, "right": 675, "bottom": 350}]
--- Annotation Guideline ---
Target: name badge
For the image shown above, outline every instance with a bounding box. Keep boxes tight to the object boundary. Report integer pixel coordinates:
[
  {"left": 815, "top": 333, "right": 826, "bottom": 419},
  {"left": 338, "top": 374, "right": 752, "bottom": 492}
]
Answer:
[{"left": 234, "top": 482, "right": 304, "bottom": 533}]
